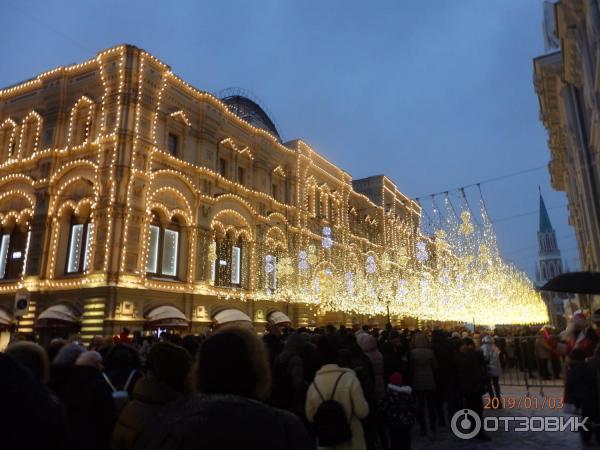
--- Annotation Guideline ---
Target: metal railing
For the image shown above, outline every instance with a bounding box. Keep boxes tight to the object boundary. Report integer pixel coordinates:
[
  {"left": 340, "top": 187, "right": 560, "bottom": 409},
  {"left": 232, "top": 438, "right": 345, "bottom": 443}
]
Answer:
[{"left": 495, "top": 336, "right": 564, "bottom": 390}]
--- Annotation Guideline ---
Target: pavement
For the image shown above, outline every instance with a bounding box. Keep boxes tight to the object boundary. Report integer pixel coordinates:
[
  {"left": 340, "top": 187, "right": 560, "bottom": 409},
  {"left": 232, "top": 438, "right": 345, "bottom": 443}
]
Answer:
[{"left": 411, "top": 386, "right": 587, "bottom": 450}]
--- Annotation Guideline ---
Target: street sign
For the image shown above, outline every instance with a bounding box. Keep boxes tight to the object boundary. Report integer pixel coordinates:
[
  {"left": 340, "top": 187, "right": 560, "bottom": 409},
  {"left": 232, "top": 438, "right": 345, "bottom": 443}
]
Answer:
[{"left": 14, "top": 290, "right": 30, "bottom": 317}]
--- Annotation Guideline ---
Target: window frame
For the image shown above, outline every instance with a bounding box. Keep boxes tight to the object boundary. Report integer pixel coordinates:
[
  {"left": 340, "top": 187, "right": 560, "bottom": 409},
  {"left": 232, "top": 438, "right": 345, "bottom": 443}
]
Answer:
[
  {"left": 145, "top": 216, "right": 180, "bottom": 280},
  {"left": 3, "top": 228, "right": 27, "bottom": 280},
  {"left": 213, "top": 237, "right": 244, "bottom": 288},
  {"left": 218, "top": 158, "right": 227, "bottom": 178},
  {"left": 65, "top": 219, "right": 92, "bottom": 275},
  {"left": 167, "top": 132, "right": 179, "bottom": 157}
]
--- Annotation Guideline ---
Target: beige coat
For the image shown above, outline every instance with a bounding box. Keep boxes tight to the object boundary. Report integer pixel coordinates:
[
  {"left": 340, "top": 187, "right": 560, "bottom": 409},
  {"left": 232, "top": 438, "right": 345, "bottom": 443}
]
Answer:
[{"left": 306, "top": 364, "right": 370, "bottom": 450}]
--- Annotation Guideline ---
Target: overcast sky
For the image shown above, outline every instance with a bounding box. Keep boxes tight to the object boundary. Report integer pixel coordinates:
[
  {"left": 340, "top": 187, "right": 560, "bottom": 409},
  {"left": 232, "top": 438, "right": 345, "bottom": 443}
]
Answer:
[{"left": 0, "top": 0, "right": 577, "bottom": 278}]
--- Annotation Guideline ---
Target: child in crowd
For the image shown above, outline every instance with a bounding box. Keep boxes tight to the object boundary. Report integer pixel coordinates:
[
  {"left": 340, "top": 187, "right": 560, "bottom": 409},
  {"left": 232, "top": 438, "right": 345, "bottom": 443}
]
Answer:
[{"left": 379, "top": 372, "right": 416, "bottom": 450}]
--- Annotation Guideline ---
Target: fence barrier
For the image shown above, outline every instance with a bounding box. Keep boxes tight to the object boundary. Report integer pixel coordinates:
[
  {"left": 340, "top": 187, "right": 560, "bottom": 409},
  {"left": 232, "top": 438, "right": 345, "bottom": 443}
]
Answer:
[{"left": 494, "top": 335, "right": 564, "bottom": 391}]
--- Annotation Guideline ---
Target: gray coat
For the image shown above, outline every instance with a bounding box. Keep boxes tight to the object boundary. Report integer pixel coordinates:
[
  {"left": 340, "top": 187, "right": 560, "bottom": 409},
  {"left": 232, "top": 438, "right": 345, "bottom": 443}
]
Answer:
[{"left": 410, "top": 348, "right": 437, "bottom": 391}]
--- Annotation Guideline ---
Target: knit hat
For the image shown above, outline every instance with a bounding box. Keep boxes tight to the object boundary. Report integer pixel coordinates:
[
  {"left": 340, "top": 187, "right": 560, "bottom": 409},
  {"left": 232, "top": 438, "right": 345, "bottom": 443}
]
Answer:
[
  {"left": 53, "top": 343, "right": 85, "bottom": 367},
  {"left": 148, "top": 342, "right": 192, "bottom": 392},
  {"left": 389, "top": 372, "right": 403, "bottom": 386}
]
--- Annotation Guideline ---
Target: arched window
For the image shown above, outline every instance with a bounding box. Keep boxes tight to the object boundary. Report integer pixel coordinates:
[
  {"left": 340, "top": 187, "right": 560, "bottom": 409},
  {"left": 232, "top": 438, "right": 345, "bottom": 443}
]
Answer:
[
  {"left": 65, "top": 217, "right": 93, "bottom": 274},
  {"left": 145, "top": 215, "right": 180, "bottom": 278},
  {"left": 19, "top": 112, "right": 42, "bottom": 159},
  {"left": 0, "top": 120, "right": 17, "bottom": 161},
  {"left": 73, "top": 104, "right": 93, "bottom": 146},
  {"left": 0, "top": 225, "right": 28, "bottom": 280},
  {"left": 67, "top": 98, "right": 95, "bottom": 147}
]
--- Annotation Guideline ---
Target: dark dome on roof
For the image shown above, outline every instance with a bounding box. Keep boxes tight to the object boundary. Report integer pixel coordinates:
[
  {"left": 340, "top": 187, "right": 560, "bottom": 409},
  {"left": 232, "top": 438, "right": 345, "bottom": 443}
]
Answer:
[{"left": 219, "top": 89, "right": 280, "bottom": 140}]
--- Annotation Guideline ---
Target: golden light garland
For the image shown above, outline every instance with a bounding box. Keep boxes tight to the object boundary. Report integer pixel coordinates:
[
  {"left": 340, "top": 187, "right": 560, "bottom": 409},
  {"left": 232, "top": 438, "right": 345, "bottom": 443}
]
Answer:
[{"left": 255, "top": 199, "right": 548, "bottom": 327}]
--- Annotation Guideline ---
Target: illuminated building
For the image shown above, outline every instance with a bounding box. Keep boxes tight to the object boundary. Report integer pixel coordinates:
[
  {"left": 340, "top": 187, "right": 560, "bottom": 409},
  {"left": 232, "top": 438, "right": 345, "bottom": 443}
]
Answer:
[
  {"left": 534, "top": 0, "right": 600, "bottom": 274},
  {"left": 0, "top": 45, "right": 421, "bottom": 341}
]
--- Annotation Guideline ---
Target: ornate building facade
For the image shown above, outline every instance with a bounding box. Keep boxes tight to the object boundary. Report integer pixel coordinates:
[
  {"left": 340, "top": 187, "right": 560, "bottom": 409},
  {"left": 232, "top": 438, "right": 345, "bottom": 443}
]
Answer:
[
  {"left": 0, "top": 45, "right": 421, "bottom": 342},
  {"left": 534, "top": 0, "right": 600, "bottom": 274}
]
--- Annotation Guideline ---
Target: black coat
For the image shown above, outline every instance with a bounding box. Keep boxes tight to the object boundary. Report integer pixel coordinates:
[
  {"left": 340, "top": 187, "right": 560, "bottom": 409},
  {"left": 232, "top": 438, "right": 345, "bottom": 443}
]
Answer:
[
  {"left": 431, "top": 339, "right": 456, "bottom": 389},
  {"left": 567, "top": 362, "right": 599, "bottom": 417},
  {"left": 0, "top": 353, "right": 69, "bottom": 450},
  {"left": 135, "top": 393, "right": 313, "bottom": 450},
  {"left": 54, "top": 366, "right": 117, "bottom": 450},
  {"left": 454, "top": 349, "right": 487, "bottom": 395}
]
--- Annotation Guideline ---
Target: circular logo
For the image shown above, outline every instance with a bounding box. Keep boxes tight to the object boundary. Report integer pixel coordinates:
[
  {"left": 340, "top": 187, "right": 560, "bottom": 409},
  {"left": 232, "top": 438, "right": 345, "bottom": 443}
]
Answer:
[
  {"left": 16, "top": 299, "right": 28, "bottom": 310},
  {"left": 451, "top": 409, "right": 481, "bottom": 440}
]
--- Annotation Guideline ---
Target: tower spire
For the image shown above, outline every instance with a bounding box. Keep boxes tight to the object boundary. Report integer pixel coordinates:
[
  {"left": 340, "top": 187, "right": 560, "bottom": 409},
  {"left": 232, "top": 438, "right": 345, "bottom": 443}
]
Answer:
[{"left": 539, "top": 190, "right": 553, "bottom": 232}]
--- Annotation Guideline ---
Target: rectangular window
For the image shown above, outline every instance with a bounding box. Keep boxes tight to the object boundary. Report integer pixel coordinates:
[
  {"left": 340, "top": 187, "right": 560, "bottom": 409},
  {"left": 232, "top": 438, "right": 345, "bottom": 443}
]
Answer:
[
  {"left": 219, "top": 158, "right": 227, "bottom": 177},
  {"left": 272, "top": 184, "right": 278, "bottom": 201},
  {"left": 238, "top": 167, "right": 245, "bottom": 185},
  {"left": 231, "top": 245, "right": 241, "bottom": 284},
  {"left": 168, "top": 133, "right": 179, "bottom": 156},
  {"left": 161, "top": 229, "right": 179, "bottom": 276},
  {"left": 82, "top": 223, "right": 94, "bottom": 271},
  {"left": 67, "top": 224, "right": 84, "bottom": 273},
  {"left": 0, "top": 234, "right": 10, "bottom": 279},
  {"left": 146, "top": 225, "right": 160, "bottom": 273}
]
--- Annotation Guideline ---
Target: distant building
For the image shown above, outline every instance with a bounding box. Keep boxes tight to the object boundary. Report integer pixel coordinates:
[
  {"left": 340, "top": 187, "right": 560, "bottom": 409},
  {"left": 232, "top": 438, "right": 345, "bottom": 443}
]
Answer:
[
  {"left": 534, "top": 0, "right": 600, "bottom": 274},
  {"left": 535, "top": 191, "right": 566, "bottom": 326}
]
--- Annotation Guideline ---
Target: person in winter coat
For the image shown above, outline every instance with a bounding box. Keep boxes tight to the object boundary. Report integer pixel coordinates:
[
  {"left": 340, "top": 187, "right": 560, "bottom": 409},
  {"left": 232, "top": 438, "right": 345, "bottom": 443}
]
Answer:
[
  {"left": 136, "top": 325, "right": 311, "bottom": 450},
  {"left": 454, "top": 337, "right": 489, "bottom": 441},
  {"left": 357, "top": 333, "right": 387, "bottom": 450},
  {"left": 357, "top": 334, "right": 385, "bottom": 402},
  {"left": 306, "top": 335, "right": 370, "bottom": 450},
  {"left": 270, "top": 331, "right": 309, "bottom": 419},
  {"left": 409, "top": 332, "right": 437, "bottom": 435},
  {"left": 381, "top": 334, "right": 409, "bottom": 387},
  {"left": 430, "top": 329, "right": 455, "bottom": 425},
  {"left": 481, "top": 335, "right": 501, "bottom": 404},
  {"left": 379, "top": 372, "right": 415, "bottom": 450},
  {"left": 0, "top": 353, "right": 69, "bottom": 450},
  {"left": 112, "top": 342, "right": 192, "bottom": 450},
  {"left": 103, "top": 343, "right": 142, "bottom": 397},
  {"left": 6, "top": 341, "right": 51, "bottom": 384},
  {"left": 566, "top": 348, "right": 600, "bottom": 445},
  {"left": 339, "top": 333, "right": 378, "bottom": 450},
  {"left": 52, "top": 349, "right": 117, "bottom": 450},
  {"left": 263, "top": 322, "right": 284, "bottom": 367},
  {"left": 535, "top": 331, "right": 552, "bottom": 380}
]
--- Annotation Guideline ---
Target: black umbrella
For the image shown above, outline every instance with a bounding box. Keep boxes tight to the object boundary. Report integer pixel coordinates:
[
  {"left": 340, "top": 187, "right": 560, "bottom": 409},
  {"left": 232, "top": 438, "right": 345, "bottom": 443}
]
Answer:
[{"left": 540, "top": 271, "right": 600, "bottom": 295}]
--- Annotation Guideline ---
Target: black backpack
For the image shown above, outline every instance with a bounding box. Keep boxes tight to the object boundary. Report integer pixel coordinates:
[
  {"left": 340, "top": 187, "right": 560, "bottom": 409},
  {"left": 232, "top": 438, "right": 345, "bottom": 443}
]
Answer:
[{"left": 312, "top": 372, "right": 352, "bottom": 446}]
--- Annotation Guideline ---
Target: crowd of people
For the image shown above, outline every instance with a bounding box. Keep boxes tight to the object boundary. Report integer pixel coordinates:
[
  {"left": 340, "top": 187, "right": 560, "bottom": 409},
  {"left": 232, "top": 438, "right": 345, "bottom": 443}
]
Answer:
[{"left": 4, "top": 309, "right": 600, "bottom": 449}]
